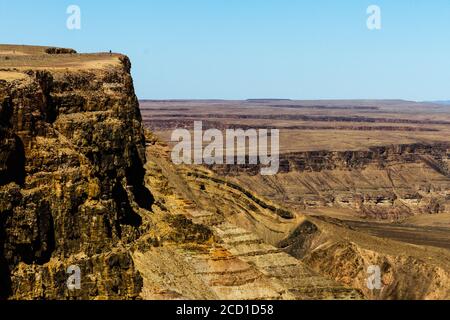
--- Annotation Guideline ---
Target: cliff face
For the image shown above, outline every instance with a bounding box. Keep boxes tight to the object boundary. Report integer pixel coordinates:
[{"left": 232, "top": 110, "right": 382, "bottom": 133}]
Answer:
[
  {"left": 279, "top": 217, "right": 450, "bottom": 300},
  {"left": 279, "top": 143, "right": 450, "bottom": 173},
  {"left": 217, "top": 143, "right": 450, "bottom": 220},
  {"left": 211, "top": 143, "right": 450, "bottom": 175},
  {"left": 0, "top": 46, "right": 150, "bottom": 299}
]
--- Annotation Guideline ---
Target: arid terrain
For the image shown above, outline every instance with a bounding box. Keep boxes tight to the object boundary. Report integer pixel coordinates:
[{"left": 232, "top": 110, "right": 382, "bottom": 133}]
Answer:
[
  {"left": 0, "top": 45, "right": 449, "bottom": 300},
  {"left": 141, "top": 99, "right": 450, "bottom": 299}
]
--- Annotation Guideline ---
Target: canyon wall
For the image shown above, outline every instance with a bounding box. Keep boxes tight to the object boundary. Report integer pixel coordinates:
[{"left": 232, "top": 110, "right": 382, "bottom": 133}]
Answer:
[
  {"left": 211, "top": 143, "right": 450, "bottom": 175},
  {"left": 0, "top": 47, "right": 150, "bottom": 299},
  {"left": 215, "top": 144, "right": 450, "bottom": 220}
]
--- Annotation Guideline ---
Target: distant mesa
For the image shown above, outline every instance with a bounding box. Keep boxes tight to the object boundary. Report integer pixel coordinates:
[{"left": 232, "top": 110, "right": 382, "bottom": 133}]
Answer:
[
  {"left": 428, "top": 100, "right": 450, "bottom": 105},
  {"left": 246, "top": 98, "right": 292, "bottom": 102}
]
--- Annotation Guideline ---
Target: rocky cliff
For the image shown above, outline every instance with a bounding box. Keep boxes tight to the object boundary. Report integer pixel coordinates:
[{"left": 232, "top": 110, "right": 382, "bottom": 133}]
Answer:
[
  {"left": 279, "top": 216, "right": 450, "bottom": 299},
  {"left": 218, "top": 143, "right": 450, "bottom": 220},
  {"left": 0, "top": 45, "right": 150, "bottom": 299},
  {"left": 210, "top": 143, "right": 450, "bottom": 176}
]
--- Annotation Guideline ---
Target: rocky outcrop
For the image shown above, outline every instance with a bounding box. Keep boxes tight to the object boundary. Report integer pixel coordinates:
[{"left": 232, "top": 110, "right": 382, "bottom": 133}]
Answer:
[
  {"left": 279, "top": 217, "right": 450, "bottom": 300},
  {"left": 220, "top": 143, "right": 450, "bottom": 220},
  {"left": 211, "top": 143, "right": 450, "bottom": 175},
  {"left": 0, "top": 46, "right": 150, "bottom": 299}
]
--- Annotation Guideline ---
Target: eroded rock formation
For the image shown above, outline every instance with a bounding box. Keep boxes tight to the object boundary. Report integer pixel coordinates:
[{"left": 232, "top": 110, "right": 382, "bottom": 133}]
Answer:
[
  {"left": 0, "top": 46, "right": 149, "bottom": 299},
  {"left": 217, "top": 144, "right": 450, "bottom": 220}
]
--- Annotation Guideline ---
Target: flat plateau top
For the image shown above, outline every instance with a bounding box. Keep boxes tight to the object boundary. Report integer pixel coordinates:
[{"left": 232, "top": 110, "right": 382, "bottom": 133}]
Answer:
[
  {"left": 141, "top": 99, "right": 450, "bottom": 152},
  {"left": 0, "top": 44, "right": 122, "bottom": 72}
]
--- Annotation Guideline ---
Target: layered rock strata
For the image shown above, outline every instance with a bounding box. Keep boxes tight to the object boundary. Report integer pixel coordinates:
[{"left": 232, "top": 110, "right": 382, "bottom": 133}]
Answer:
[{"left": 0, "top": 46, "right": 149, "bottom": 299}]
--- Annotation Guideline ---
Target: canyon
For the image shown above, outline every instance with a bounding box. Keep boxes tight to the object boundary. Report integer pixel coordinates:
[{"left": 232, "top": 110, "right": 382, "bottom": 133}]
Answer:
[
  {"left": 142, "top": 99, "right": 450, "bottom": 299},
  {"left": 0, "top": 45, "right": 449, "bottom": 300}
]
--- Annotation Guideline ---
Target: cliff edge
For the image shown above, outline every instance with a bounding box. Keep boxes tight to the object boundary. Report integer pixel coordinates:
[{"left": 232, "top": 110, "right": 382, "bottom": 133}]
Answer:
[{"left": 0, "top": 45, "right": 150, "bottom": 299}]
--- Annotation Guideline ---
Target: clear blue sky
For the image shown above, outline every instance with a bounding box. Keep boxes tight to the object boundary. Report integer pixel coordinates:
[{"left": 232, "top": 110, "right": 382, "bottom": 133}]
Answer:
[{"left": 1, "top": 0, "right": 449, "bottom": 101}]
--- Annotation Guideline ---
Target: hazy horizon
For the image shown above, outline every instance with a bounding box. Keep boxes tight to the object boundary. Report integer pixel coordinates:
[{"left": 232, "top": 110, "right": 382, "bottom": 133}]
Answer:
[
  {"left": 2, "top": 1, "right": 450, "bottom": 101},
  {"left": 138, "top": 98, "right": 448, "bottom": 103}
]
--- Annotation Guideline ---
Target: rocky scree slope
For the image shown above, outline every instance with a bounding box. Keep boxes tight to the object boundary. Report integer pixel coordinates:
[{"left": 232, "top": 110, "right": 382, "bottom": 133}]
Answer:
[{"left": 137, "top": 138, "right": 363, "bottom": 300}]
